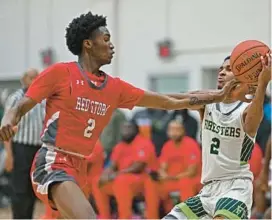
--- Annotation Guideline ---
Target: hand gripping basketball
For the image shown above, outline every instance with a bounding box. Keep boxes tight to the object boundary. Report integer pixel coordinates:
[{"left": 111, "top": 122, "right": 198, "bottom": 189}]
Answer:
[
  {"left": 258, "top": 53, "right": 272, "bottom": 85},
  {"left": 230, "top": 40, "right": 270, "bottom": 83}
]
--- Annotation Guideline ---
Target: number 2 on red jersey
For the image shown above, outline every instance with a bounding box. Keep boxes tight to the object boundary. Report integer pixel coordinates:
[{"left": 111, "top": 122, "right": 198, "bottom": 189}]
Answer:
[{"left": 84, "top": 118, "right": 96, "bottom": 138}]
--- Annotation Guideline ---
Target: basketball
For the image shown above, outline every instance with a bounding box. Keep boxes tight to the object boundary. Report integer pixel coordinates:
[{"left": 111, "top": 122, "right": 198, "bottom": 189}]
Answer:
[{"left": 230, "top": 40, "right": 270, "bottom": 83}]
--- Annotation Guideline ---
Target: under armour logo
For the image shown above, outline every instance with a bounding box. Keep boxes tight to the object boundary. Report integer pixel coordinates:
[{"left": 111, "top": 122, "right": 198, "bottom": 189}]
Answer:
[
  {"left": 91, "top": 80, "right": 97, "bottom": 86},
  {"left": 138, "top": 149, "right": 145, "bottom": 157},
  {"left": 59, "top": 157, "right": 67, "bottom": 162},
  {"left": 76, "top": 80, "right": 84, "bottom": 85}
]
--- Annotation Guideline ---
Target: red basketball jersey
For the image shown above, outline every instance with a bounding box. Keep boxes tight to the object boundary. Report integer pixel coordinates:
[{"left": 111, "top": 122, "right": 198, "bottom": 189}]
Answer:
[{"left": 26, "top": 62, "right": 144, "bottom": 155}]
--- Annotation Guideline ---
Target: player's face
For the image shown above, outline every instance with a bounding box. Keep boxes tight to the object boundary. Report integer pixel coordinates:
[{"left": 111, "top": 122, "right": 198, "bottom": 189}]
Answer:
[
  {"left": 217, "top": 59, "right": 235, "bottom": 89},
  {"left": 90, "top": 26, "right": 115, "bottom": 65},
  {"left": 167, "top": 121, "right": 185, "bottom": 142}
]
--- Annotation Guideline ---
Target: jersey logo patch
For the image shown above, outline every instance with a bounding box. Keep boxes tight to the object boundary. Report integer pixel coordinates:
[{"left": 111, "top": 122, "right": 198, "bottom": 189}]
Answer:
[
  {"left": 76, "top": 80, "right": 84, "bottom": 85},
  {"left": 91, "top": 80, "right": 97, "bottom": 86},
  {"left": 138, "top": 149, "right": 145, "bottom": 157}
]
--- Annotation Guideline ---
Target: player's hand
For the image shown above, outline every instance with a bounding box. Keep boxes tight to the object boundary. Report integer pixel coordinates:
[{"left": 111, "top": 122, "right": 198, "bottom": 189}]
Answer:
[
  {"left": 229, "top": 82, "right": 257, "bottom": 103},
  {"left": 0, "top": 125, "right": 17, "bottom": 142},
  {"left": 98, "top": 173, "right": 116, "bottom": 187},
  {"left": 159, "top": 172, "right": 169, "bottom": 180},
  {"left": 258, "top": 53, "right": 271, "bottom": 85},
  {"left": 98, "top": 174, "right": 109, "bottom": 187},
  {"left": 220, "top": 79, "right": 241, "bottom": 101},
  {"left": 256, "top": 170, "right": 269, "bottom": 192}
]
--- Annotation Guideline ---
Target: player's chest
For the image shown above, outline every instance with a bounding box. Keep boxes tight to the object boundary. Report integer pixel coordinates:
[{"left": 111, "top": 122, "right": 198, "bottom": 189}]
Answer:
[
  {"left": 119, "top": 146, "right": 139, "bottom": 158},
  {"left": 167, "top": 148, "right": 186, "bottom": 162},
  {"left": 203, "top": 109, "right": 239, "bottom": 128},
  {"left": 60, "top": 77, "right": 118, "bottom": 119}
]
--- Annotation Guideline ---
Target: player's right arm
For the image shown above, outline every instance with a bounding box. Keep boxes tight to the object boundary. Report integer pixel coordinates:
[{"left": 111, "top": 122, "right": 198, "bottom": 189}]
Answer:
[
  {"left": 158, "top": 143, "right": 171, "bottom": 180},
  {"left": 0, "top": 63, "right": 64, "bottom": 141},
  {"left": 242, "top": 54, "right": 271, "bottom": 138}
]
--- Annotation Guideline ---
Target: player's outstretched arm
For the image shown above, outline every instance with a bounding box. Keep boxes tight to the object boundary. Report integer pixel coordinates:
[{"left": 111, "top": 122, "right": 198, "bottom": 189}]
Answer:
[
  {"left": 136, "top": 79, "right": 239, "bottom": 110},
  {"left": 243, "top": 53, "right": 271, "bottom": 138},
  {"left": 0, "top": 97, "right": 37, "bottom": 141}
]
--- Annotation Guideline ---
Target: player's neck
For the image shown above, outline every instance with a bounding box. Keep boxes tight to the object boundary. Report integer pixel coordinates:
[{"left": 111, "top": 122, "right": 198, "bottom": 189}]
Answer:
[
  {"left": 78, "top": 56, "right": 101, "bottom": 76},
  {"left": 222, "top": 98, "right": 239, "bottom": 104},
  {"left": 222, "top": 100, "right": 234, "bottom": 104},
  {"left": 173, "top": 138, "right": 183, "bottom": 146}
]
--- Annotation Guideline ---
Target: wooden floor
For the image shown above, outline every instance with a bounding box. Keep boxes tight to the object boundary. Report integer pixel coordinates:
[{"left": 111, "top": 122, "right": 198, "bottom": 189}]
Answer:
[{"left": 0, "top": 201, "right": 45, "bottom": 219}]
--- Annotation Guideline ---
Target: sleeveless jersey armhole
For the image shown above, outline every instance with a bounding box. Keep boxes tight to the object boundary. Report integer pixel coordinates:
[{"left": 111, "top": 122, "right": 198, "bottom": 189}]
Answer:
[{"left": 238, "top": 103, "right": 255, "bottom": 141}]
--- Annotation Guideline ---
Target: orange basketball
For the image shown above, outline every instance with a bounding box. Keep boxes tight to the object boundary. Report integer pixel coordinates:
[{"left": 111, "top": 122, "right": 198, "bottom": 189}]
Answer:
[{"left": 230, "top": 40, "right": 270, "bottom": 83}]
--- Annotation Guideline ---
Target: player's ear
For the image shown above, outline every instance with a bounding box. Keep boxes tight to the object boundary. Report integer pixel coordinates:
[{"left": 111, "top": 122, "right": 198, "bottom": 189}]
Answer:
[{"left": 83, "top": 39, "right": 93, "bottom": 50}]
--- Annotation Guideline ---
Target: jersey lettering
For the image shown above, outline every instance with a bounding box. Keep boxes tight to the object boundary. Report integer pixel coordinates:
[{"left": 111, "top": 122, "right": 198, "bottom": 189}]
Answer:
[
  {"left": 204, "top": 119, "right": 240, "bottom": 138},
  {"left": 75, "top": 97, "right": 110, "bottom": 116}
]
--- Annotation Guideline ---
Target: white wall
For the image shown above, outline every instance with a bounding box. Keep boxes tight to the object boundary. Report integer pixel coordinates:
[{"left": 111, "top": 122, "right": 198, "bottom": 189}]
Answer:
[{"left": 0, "top": 0, "right": 270, "bottom": 91}]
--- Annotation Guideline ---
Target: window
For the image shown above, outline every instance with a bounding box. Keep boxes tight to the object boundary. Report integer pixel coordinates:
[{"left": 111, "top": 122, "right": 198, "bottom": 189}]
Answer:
[
  {"left": 202, "top": 68, "right": 218, "bottom": 89},
  {"left": 149, "top": 74, "right": 189, "bottom": 93}
]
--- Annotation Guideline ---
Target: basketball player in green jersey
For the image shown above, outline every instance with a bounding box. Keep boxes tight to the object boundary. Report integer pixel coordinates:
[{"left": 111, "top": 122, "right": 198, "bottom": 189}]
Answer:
[{"left": 163, "top": 53, "right": 271, "bottom": 219}]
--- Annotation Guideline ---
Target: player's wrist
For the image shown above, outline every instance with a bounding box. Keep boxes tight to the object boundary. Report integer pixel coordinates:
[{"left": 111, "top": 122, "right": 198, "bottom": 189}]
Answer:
[
  {"left": 215, "top": 90, "right": 225, "bottom": 102},
  {"left": 258, "top": 80, "right": 269, "bottom": 89}
]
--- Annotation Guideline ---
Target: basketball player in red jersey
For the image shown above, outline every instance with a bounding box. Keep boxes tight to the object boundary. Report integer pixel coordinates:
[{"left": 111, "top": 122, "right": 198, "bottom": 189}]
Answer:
[{"left": 0, "top": 12, "right": 248, "bottom": 219}]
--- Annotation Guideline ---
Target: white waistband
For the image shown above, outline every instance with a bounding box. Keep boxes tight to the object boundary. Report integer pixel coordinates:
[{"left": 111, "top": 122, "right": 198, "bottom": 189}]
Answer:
[{"left": 42, "top": 143, "right": 86, "bottom": 159}]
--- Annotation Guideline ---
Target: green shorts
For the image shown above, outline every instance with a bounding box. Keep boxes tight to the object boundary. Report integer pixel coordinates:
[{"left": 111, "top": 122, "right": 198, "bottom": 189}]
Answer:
[{"left": 164, "top": 178, "right": 253, "bottom": 219}]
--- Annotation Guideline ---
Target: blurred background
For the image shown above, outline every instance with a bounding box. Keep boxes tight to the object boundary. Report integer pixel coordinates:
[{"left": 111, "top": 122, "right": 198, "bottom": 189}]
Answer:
[{"left": 0, "top": 0, "right": 271, "bottom": 219}]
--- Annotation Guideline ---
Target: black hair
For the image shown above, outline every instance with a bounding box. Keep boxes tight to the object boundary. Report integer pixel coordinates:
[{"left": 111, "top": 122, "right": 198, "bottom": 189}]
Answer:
[
  {"left": 65, "top": 12, "right": 107, "bottom": 56},
  {"left": 224, "top": 56, "right": 231, "bottom": 61}
]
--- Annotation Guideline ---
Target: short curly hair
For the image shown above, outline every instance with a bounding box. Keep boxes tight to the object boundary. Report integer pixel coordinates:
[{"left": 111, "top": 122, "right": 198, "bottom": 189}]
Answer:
[{"left": 65, "top": 12, "right": 107, "bottom": 56}]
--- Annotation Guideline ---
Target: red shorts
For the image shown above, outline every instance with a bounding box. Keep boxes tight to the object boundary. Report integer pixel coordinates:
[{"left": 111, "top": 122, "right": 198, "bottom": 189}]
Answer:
[{"left": 31, "top": 145, "right": 92, "bottom": 208}]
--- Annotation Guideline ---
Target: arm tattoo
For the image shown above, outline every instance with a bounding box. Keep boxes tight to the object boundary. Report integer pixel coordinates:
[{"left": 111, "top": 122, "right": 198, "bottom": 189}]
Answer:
[{"left": 189, "top": 96, "right": 215, "bottom": 105}]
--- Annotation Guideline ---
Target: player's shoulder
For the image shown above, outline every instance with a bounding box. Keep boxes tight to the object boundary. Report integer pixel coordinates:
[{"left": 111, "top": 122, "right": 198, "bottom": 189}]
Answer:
[
  {"left": 135, "top": 136, "right": 155, "bottom": 150},
  {"left": 241, "top": 101, "right": 251, "bottom": 109},
  {"left": 50, "top": 62, "right": 73, "bottom": 72},
  {"left": 6, "top": 88, "right": 24, "bottom": 102},
  {"left": 135, "top": 135, "right": 152, "bottom": 144},
  {"left": 183, "top": 136, "right": 199, "bottom": 146},
  {"left": 204, "top": 103, "right": 215, "bottom": 111},
  {"left": 113, "top": 142, "right": 125, "bottom": 151},
  {"left": 162, "top": 140, "right": 174, "bottom": 149},
  {"left": 107, "top": 76, "right": 129, "bottom": 85},
  {"left": 11, "top": 88, "right": 24, "bottom": 98}
]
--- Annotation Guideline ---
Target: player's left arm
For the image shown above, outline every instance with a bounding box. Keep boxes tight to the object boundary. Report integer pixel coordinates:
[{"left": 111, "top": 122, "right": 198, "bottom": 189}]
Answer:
[
  {"left": 176, "top": 164, "right": 198, "bottom": 179},
  {"left": 118, "top": 146, "right": 149, "bottom": 175},
  {"left": 117, "top": 78, "right": 239, "bottom": 111},
  {"left": 242, "top": 54, "right": 271, "bottom": 138},
  {"left": 176, "top": 141, "right": 201, "bottom": 179},
  {"left": 118, "top": 162, "right": 147, "bottom": 175},
  {"left": 138, "top": 80, "right": 239, "bottom": 110},
  {"left": 166, "top": 89, "right": 221, "bottom": 105}
]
